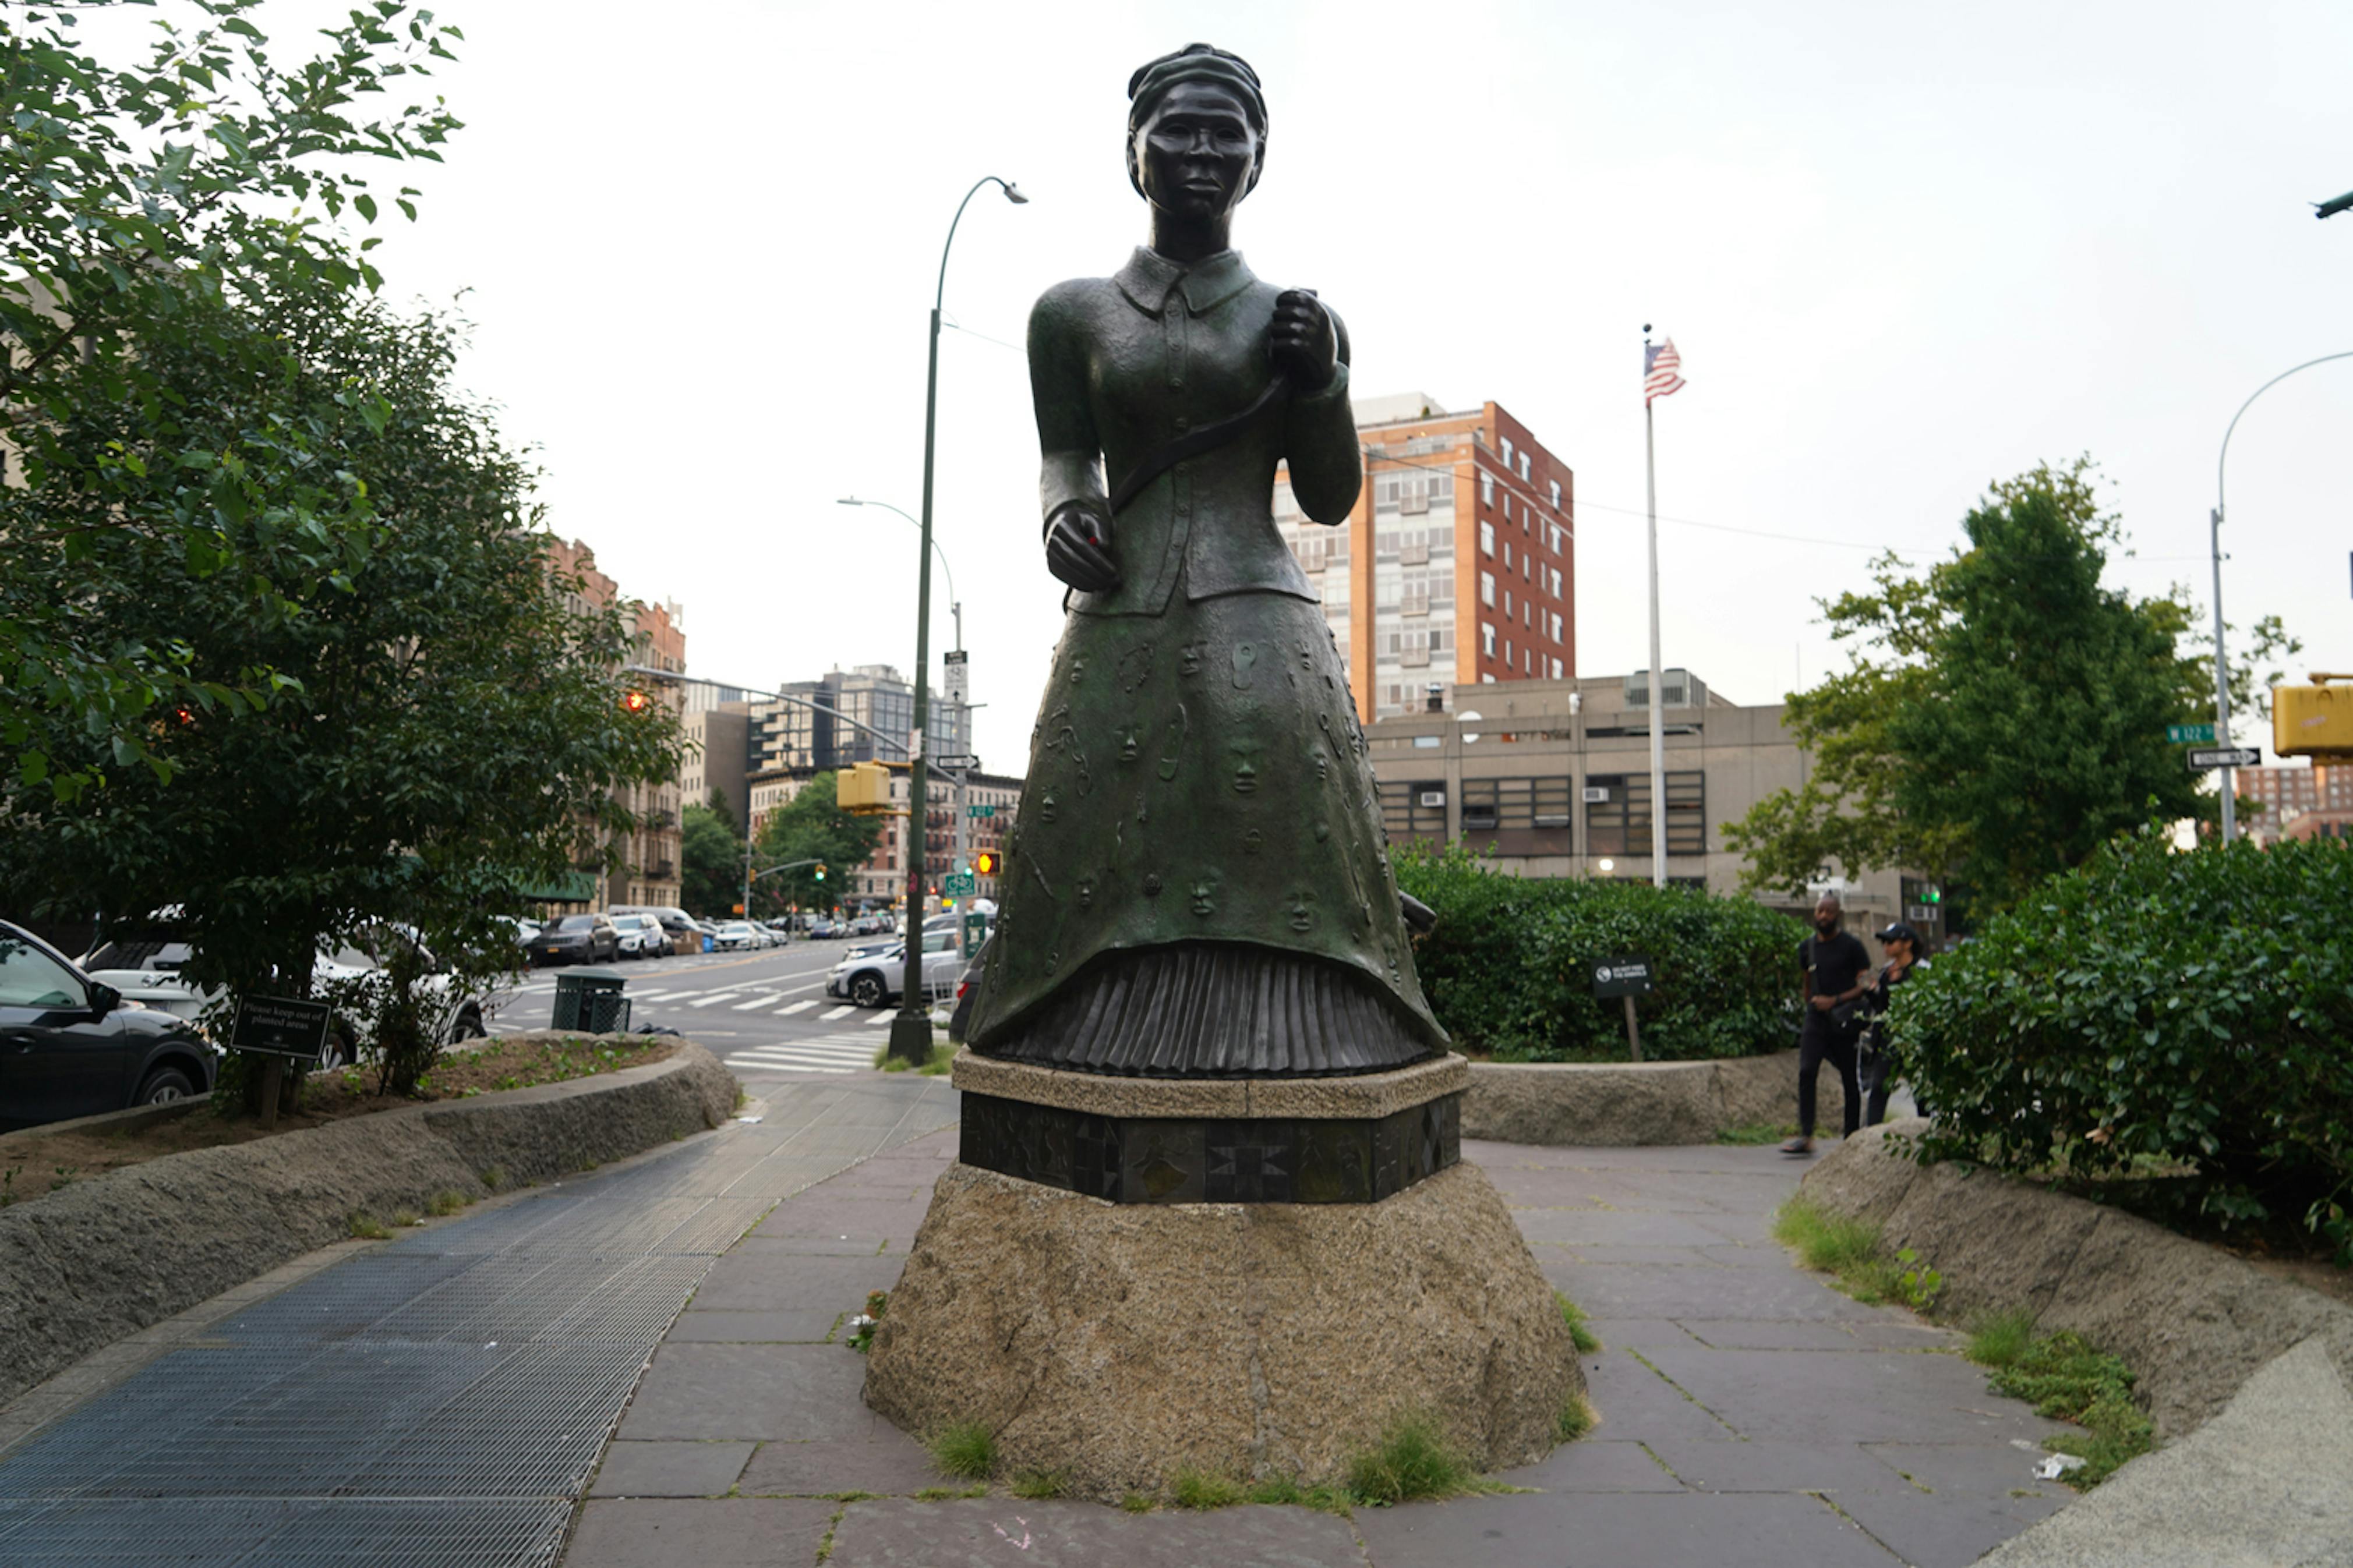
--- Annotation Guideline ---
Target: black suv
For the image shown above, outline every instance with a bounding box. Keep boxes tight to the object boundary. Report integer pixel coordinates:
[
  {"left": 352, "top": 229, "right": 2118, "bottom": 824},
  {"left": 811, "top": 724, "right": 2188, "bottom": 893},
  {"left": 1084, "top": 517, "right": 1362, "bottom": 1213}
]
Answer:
[{"left": 0, "top": 919, "right": 216, "bottom": 1132}]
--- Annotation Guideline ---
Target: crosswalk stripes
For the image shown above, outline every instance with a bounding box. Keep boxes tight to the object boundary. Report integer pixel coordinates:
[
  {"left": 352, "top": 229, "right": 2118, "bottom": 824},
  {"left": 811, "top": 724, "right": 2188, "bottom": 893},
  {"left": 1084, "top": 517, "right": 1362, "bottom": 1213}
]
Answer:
[
  {"left": 818, "top": 1003, "right": 857, "bottom": 1021},
  {"left": 863, "top": 1010, "right": 896, "bottom": 1026},
  {"left": 775, "top": 999, "right": 816, "bottom": 1017},
  {"left": 686, "top": 993, "right": 743, "bottom": 1008},
  {"left": 722, "top": 1032, "right": 881, "bottom": 1077},
  {"left": 730, "top": 992, "right": 782, "bottom": 1010}
]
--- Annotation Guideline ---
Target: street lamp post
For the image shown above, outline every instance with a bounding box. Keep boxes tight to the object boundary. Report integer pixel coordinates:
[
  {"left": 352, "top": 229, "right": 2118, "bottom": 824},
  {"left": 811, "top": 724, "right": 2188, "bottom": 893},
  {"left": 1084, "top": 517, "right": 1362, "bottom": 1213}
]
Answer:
[
  {"left": 2209, "top": 350, "right": 2353, "bottom": 844},
  {"left": 888, "top": 175, "right": 1024, "bottom": 1066}
]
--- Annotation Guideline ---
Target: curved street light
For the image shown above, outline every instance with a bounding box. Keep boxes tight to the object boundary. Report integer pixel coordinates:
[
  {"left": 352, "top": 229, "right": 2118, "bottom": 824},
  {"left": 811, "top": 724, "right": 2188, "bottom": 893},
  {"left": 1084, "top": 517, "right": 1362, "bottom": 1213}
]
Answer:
[
  {"left": 838, "top": 495, "right": 959, "bottom": 650},
  {"left": 2209, "top": 350, "right": 2353, "bottom": 843},
  {"left": 889, "top": 175, "right": 1025, "bottom": 1064}
]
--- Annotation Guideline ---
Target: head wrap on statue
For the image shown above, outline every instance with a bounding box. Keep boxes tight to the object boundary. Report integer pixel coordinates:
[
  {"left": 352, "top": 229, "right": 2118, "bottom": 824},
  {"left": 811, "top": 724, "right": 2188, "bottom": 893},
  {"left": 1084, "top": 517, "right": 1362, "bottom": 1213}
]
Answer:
[{"left": 1126, "top": 44, "right": 1267, "bottom": 197}]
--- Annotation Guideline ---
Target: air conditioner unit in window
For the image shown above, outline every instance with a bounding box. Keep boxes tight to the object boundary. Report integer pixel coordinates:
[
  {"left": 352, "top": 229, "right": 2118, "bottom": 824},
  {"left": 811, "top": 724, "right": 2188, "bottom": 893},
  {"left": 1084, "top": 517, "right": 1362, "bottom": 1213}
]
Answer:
[
  {"left": 1418, "top": 790, "right": 1446, "bottom": 808},
  {"left": 1582, "top": 786, "right": 1610, "bottom": 803}
]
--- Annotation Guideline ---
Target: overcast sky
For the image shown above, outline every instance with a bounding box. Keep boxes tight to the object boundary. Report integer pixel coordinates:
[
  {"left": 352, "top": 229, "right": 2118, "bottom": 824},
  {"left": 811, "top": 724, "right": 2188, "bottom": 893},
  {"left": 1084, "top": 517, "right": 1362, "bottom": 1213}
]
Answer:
[{"left": 107, "top": 0, "right": 2353, "bottom": 768}]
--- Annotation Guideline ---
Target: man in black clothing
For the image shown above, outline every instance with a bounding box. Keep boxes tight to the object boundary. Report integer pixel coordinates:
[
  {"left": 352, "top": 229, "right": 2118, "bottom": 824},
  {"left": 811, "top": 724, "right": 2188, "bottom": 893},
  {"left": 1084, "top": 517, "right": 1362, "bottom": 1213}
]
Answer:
[{"left": 1782, "top": 893, "right": 1870, "bottom": 1156}]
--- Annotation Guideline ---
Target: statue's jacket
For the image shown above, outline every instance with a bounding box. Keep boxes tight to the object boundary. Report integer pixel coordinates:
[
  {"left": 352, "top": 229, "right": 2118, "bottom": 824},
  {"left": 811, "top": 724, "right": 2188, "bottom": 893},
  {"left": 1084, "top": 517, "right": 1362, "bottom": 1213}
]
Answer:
[{"left": 966, "top": 247, "right": 1446, "bottom": 1073}]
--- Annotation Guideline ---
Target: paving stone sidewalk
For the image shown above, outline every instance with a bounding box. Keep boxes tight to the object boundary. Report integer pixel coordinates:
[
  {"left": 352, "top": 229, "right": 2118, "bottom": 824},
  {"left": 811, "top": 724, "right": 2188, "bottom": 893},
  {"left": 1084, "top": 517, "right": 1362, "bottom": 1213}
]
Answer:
[{"left": 567, "top": 1136, "right": 2082, "bottom": 1567}]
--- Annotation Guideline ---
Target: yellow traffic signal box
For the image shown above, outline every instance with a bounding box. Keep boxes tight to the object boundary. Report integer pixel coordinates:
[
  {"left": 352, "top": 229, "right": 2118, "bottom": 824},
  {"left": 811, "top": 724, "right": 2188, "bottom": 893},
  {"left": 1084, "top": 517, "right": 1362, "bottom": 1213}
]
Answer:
[
  {"left": 836, "top": 761, "right": 895, "bottom": 814},
  {"left": 2274, "top": 674, "right": 2353, "bottom": 759}
]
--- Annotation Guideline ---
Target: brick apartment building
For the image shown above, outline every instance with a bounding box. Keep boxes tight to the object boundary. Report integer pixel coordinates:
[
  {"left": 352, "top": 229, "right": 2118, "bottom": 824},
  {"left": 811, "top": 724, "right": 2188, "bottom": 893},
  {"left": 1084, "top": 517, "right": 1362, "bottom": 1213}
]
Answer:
[
  {"left": 1275, "top": 392, "right": 1574, "bottom": 723},
  {"left": 546, "top": 539, "right": 684, "bottom": 912},
  {"left": 2237, "top": 761, "right": 2353, "bottom": 844}
]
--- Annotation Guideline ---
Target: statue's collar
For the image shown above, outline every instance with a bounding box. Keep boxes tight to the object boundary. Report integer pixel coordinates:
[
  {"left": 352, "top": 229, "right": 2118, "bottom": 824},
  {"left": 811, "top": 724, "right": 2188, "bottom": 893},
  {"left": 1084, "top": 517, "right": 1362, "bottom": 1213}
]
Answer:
[{"left": 1115, "top": 247, "right": 1255, "bottom": 318}]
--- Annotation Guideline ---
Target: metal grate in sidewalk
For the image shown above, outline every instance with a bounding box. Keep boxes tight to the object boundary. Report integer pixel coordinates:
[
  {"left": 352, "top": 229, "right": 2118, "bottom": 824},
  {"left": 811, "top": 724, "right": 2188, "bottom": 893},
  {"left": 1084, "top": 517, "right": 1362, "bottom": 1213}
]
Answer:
[{"left": 0, "top": 1076, "right": 956, "bottom": 1567}]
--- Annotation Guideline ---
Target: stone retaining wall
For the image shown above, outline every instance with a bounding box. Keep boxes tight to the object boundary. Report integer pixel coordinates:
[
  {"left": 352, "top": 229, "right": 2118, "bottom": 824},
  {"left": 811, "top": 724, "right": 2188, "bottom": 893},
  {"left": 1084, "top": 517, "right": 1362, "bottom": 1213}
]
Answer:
[
  {"left": 1800, "top": 1120, "right": 2353, "bottom": 1438},
  {"left": 1463, "top": 1048, "right": 1843, "bottom": 1146},
  {"left": 0, "top": 1041, "right": 736, "bottom": 1408}
]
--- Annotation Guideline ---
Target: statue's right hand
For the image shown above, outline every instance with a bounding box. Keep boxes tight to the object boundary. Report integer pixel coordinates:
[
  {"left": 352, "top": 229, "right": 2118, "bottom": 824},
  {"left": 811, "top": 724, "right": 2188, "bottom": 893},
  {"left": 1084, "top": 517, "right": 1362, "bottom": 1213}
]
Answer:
[{"left": 1044, "top": 501, "right": 1121, "bottom": 593}]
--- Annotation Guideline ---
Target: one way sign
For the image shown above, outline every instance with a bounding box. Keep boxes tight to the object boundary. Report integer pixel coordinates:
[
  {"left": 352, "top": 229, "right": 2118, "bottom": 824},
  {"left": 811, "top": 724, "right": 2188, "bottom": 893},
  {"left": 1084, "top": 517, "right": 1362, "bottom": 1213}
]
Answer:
[{"left": 2187, "top": 747, "right": 2260, "bottom": 771}]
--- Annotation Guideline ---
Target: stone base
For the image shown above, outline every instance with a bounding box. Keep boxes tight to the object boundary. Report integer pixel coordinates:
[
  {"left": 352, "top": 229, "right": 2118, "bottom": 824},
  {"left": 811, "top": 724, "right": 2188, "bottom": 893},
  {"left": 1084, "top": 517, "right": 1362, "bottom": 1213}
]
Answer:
[{"left": 861, "top": 1158, "right": 1584, "bottom": 1499}]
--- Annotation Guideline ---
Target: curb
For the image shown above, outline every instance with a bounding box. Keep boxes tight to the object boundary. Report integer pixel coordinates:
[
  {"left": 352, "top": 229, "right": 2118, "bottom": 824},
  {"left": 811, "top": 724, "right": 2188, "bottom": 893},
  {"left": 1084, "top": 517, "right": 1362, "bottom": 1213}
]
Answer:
[
  {"left": 0, "top": 1042, "right": 738, "bottom": 1408},
  {"left": 1464, "top": 1047, "right": 1846, "bottom": 1145},
  {"left": 1799, "top": 1121, "right": 2353, "bottom": 1439}
]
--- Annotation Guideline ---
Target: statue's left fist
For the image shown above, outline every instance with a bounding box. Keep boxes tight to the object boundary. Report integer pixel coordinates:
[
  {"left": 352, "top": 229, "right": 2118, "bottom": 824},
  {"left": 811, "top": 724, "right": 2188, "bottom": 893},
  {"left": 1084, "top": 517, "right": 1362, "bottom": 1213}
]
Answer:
[{"left": 1270, "top": 288, "right": 1337, "bottom": 392}]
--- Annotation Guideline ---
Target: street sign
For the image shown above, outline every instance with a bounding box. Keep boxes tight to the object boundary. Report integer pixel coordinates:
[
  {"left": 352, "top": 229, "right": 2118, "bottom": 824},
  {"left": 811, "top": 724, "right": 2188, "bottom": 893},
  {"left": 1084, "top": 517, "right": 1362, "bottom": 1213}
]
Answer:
[
  {"left": 2167, "top": 723, "right": 2217, "bottom": 744},
  {"left": 229, "top": 994, "right": 333, "bottom": 1064},
  {"left": 942, "top": 649, "right": 969, "bottom": 710},
  {"left": 966, "top": 803, "right": 997, "bottom": 819},
  {"left": 934, "top": 754, "right": 981, "bottom": 771},
  {"left": 1591, "top": 955, "right": 1655, "bottom": 999},
  {"left": 2188, "top": 747, "right": 2260, "bottom": 771},
  {"left": 943, "top": 873, "right": 977, "bottom": 896}
]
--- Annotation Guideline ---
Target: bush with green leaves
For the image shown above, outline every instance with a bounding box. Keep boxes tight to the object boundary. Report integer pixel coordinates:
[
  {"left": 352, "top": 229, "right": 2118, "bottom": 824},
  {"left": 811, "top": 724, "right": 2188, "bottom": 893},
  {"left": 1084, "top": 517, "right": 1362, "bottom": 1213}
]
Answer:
[
  {"left": 1898, "top": 831, "right": 2353, "bottom": 1261},
  {"left": 1395, "top": 844, "right": 1805, "bottom": 1060}
]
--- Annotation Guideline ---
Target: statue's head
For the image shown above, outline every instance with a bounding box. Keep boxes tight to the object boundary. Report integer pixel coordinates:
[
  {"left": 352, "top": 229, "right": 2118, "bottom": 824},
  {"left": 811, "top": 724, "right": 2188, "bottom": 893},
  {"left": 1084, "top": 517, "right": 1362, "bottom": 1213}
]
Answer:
[{"left": 1126, "top": 44, "right": 1266, "bottom": 221}]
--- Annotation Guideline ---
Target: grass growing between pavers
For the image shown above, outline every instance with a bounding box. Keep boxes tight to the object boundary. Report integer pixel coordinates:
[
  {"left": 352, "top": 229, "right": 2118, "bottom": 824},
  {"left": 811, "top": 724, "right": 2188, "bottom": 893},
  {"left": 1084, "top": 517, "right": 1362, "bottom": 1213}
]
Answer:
[
  {"left": 1773, "top": 1196, "right": 2154, "bottom": 1490},
  {"left": 1555, "top": 1289, "right": 1602, "bottom": 1353},
  {"left": 873, "top": 1041, "right": 957, "bottom": 1075},
  {"left": 1965, "top": 1311, "right": 2154, "bottom": 1487},
  {"left": 1771, "top": 1194, "right": 1941, "bottom": 1310},
  {"left": 909, "top": 1407, "right": 1549, "bottom": 1517}
]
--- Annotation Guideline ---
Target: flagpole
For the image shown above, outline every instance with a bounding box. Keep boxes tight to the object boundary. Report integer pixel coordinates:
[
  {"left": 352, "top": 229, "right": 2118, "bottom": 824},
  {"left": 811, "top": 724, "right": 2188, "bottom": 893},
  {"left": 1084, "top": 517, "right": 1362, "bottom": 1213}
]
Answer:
[{"left": 1644, "top": 334, "right": 1667, "bottom": 889}]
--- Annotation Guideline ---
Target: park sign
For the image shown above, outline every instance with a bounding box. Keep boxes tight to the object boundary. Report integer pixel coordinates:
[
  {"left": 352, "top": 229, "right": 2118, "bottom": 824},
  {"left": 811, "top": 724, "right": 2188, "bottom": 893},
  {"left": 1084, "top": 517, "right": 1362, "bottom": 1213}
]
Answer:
[
  {"left": 2167, "top": 723, "right": 2217, "bottom": 744},
  {"left": 1592, "top": 955, "right": 1655, "bottom": 999},
  {"left": 2187, "top": 747, "right": 2260, "bottom": 771},
  {"left": 229, "top": 994, "right": 333, "bottom": 1064}
]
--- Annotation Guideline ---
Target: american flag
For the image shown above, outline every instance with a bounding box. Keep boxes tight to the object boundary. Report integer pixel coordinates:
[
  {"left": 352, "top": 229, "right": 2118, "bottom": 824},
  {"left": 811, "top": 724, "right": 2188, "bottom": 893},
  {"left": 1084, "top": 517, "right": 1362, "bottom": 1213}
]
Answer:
[{"left": 1644, "top": 337, "right": 1686, "bottom": 406}]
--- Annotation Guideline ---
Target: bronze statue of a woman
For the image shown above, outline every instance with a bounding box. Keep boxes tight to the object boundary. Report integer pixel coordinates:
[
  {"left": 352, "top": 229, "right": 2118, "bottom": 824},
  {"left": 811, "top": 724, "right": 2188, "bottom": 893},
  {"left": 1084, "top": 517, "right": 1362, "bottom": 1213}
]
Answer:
[{"left": 965, "top": 44, "right": 1447, "bottom": 1077}]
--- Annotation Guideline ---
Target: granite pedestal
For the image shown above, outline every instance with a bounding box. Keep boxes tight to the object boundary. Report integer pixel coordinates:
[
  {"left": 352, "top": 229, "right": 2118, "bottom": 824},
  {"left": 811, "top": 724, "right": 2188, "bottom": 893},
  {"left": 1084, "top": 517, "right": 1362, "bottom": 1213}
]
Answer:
[{"left": 861, "top": 1050, "right": 1584, "bottom": 1500}]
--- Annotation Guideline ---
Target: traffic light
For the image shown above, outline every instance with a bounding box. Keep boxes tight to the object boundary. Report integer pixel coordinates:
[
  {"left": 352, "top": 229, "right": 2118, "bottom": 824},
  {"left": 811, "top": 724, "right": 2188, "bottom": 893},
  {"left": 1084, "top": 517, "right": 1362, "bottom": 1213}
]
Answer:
[
  {"left": 1923, "top": 886, "right": 1942, "bottom": 905},
  {"left": 619, "top": 688, "right": 651, "bottom": 715},
  {"left": 814, "top": 863, "right": 827, "bottom": 882},
  {"left": 974, "top": 851, "right": 996, "bottom": 876}
]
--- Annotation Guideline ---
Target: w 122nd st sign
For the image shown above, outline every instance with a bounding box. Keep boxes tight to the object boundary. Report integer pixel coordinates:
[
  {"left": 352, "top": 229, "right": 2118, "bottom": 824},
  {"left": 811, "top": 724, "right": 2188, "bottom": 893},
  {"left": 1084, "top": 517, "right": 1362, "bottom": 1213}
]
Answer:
[{"left": 1592, "top": 955, "right": 1655, "bottom": 999}]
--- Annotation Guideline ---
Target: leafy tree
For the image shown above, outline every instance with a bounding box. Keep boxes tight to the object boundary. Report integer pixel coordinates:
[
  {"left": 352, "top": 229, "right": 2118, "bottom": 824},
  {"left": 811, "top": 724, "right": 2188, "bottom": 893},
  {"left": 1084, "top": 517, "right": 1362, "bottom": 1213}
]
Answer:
[
  {"left": 0, "top": 293, "right": 679, "bottom": 1098},
  {"left": 680, "top": 799, "right": 744, "bottom": 919},
  {"left": 1727, "top": 460, "right": 2299, "bottom": 912},
  {"left": 3, "top": 0, "right": 459, "bottom": 801},
  {"left": 754, "top": 771, "right": 882, "bottom": 916}
]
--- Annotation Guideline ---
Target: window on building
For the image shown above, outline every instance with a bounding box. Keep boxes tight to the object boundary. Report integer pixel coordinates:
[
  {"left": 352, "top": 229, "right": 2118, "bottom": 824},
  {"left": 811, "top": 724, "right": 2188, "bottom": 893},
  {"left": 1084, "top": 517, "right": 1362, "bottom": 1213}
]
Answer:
[
  {"left": 1549, "top": 480, "right": 1561, "bottom": 509},
  {"left": 1500, "top": 436, "right": 1514, "bottom": 466},
  {"left": 1379, "top": 779, "right": 1450, "bottom": 841},
  {"left": 1518, "top": 452, "right": 1531, "bottom": 480},
  {"left": 1481, "top": 622, "right": 1496, "bottom": 655},
  {"left": 1480, "top": 473, "right": 1495, "bottom": 506},
  {"left": 1550, "top": 524, "right": 1563, "bottom": 554},
  {"left": 1550, "top": 611, "right": 1564, "bottom": 642},
  {"left": 1503, "top": 589, "right": 1513, "bottom": 617},
  {"left": 1550, "top": 565, "right": 1563, "bottom": 597},
  {"left": 1479, "top": 519, "right": 1495, "bottom": 555},
  {"left": 1480, "top": 571, "right": 1495, "bottom": 607},
  {"left": 1524, "top": 647, "right": 1532, "bottom": 672},
  {"left": 1504, "top": 638, "right": 1513, "bottom": 666},
  {"left": 1551, "top": 657, "right": 1564, "bottom": 679},
  {"left": 1585, "top": 771, "right": 1707, "bottom": 856}
]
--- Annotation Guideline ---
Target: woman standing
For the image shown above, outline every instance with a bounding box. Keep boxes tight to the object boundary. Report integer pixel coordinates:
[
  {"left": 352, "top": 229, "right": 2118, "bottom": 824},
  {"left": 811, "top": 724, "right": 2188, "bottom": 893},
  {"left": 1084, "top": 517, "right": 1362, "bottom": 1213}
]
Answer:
[
  {"left": 1858, "top": 921, "right": 1928, "bottom": 1127},
  {"left": 964, "top": 44, "right": 1447, "bottom": 1078}
]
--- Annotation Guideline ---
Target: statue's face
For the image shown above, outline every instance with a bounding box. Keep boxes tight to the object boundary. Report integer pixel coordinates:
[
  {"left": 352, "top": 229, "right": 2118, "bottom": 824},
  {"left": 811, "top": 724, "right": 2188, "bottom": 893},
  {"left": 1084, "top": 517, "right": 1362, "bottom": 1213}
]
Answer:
[{"left": 1132, "top": 80, "right": 1262, "bottom": 220}]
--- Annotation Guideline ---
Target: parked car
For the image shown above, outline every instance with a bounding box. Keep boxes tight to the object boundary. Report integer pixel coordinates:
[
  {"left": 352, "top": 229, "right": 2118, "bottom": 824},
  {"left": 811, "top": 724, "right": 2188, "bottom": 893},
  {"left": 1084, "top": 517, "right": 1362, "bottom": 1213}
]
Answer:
[
  {"left": 827, "top": 930, "right": 963, "bottom": 1010},
  {"left": 609, "top": 913, "right": 666, "bottom": 960},
  {"left": 80, "top": 922, "right": 487, "bottom": 1064},
  {"left": 610, "top": 905, "right": 700, "bottom": 957},
  {"left": 948, "top": 937, "right": 989, "bottom": 1043},
  {"left": 712, "top": 921, "right": 759, "bottom": 952},
  {"left": 531, "top": 914, "right": 620, "bottom": 967},
  {"left": 1, "top": 919, "right": 218, "bottom": 1132},
  {"left": 809, "top": 918, "right": 839, "bottom": 940}
]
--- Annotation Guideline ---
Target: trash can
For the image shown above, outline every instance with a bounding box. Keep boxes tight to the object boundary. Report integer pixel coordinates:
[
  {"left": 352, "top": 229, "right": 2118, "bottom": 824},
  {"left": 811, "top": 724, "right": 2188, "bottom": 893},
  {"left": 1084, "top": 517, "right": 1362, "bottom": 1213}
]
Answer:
[{"left": 552, "top": 967, "right": 631, "bottom": 1034}]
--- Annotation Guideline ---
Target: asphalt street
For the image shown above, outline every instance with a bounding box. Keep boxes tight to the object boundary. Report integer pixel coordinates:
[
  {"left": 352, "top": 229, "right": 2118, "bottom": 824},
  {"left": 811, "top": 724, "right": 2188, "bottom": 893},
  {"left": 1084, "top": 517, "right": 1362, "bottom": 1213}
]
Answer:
[{"left": 487, "top": 940, "right": 951, "bottom": 1082}]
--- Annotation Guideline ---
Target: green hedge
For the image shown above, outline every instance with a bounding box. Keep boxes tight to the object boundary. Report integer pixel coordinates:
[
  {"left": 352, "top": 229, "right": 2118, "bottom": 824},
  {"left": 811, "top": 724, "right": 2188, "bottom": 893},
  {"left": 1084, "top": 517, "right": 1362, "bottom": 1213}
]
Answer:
[
  {"left": 1898, "top": 831, "right": 2353, "bottom": 1261},
  {"left": 1395, "top": 844, "right": 1804, "bottom": 1061}
]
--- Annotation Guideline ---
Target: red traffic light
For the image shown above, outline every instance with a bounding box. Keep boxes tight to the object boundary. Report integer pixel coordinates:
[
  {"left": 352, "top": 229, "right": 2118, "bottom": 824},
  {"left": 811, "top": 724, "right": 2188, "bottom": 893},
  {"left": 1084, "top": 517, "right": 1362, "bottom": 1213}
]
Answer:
[
  {"left": 619, "top": 689, "right": 651, "bottom": 714},
  {"left": 974, "top": 851, "right": 996, "bottom": 875}
]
